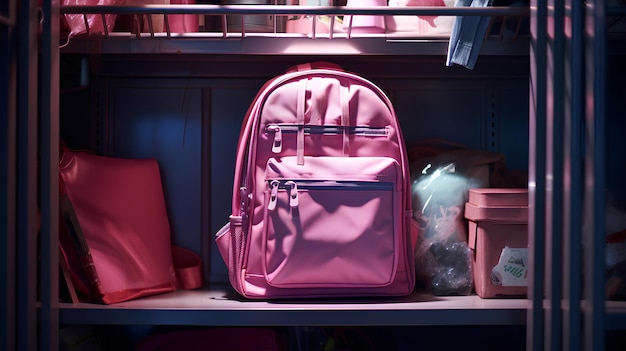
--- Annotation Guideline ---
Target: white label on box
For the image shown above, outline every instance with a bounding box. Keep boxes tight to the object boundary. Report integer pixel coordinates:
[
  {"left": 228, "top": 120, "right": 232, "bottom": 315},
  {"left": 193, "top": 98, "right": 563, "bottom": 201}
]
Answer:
[{"left": 490, "top": 247, "right": 528, "bottom": 287}]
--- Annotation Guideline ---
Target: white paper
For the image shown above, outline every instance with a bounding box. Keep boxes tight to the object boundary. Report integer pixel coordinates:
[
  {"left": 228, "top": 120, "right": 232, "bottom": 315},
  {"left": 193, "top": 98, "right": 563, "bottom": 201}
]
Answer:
[{"left": 490, "top": 246, "right": 528, "bottom": 287}]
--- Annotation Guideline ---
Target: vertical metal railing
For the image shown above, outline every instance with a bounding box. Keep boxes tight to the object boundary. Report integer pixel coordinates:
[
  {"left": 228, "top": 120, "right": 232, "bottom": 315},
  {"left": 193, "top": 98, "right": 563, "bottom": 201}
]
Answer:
[
  {"left": 16, "top": 0, "right": 40, "bottom": 350},
  {"left": 528, "top": 1, "right": 547, "bottom": 350},
  {"left": 39, "top": 1, "right": 61, "bottom": 350},
  {"left": 544, "top": 0, "right": 566, "bottom": 349},
  {"left": 584, "top": 0, "right": 607, "bottom": 350},
  {"left": 1, "top": 0, "right": 17, "bottom": 351},
  {"left": 562, "top": 0, "right": 585, "bottom": 350}
]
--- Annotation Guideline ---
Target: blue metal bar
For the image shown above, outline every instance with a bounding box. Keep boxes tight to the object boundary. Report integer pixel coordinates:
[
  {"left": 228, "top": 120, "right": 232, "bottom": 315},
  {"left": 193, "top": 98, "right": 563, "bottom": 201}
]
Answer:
[
  {"left": 1, "top": 1, "right": 17, "bottom": 350},
  {"left": 584, "top": 0, "right": 607, "bottom": 350},
  {"left": 528, "top": 1, "right": 547, "bottom": 350},
  {"left": 38, "top": 0, "right": 60, "bottom": 350},
  {"left": 16, "top": 0, "right": 39, "bottom": 350},
  {"left": 545, "top": 0, "right": 565, "bottom": 349},
  {"left": 562, "top": 0, "right": 584, "bottom": 349}
]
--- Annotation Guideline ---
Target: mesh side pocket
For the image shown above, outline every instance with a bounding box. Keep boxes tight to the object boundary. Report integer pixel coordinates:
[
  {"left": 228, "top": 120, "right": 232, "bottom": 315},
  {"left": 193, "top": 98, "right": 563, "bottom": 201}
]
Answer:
[{"left": 228, "top": 215, "right": 244, "bottom": 293}]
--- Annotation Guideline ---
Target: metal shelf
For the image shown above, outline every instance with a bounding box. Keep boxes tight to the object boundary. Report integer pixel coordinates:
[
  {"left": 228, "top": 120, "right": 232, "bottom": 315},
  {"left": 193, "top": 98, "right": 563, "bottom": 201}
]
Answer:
[
  {"left": 58, "top": 33, "right": 530, "bottom": 55},
  {"left": 59, "top": 5, "right": 530, "bottom": 55},
  {"left": 58, "top": 285, "right": 527, "bottom": 326}
]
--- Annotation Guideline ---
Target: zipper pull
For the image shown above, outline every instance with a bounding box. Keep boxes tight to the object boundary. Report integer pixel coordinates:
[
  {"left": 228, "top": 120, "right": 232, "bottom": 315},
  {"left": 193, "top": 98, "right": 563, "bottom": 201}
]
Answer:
[
  {"left": 268, "top": 180, "right": 279, "bottom": 211},
  {"left": 285, "top": 181, "right": 298, "bottom": 208},
  {"left": 267, "top": 124, "right": 282, "bottom": 153}
]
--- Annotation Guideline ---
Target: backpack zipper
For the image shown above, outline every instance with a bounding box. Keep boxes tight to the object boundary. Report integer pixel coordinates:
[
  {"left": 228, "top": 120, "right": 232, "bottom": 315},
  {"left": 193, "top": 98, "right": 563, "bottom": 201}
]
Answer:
[
  {"left": 266, "top": 124, "right": 390, "bottom": 154},
  {"left": 267, "top": 179, "right": 393, "bottom": 210}
]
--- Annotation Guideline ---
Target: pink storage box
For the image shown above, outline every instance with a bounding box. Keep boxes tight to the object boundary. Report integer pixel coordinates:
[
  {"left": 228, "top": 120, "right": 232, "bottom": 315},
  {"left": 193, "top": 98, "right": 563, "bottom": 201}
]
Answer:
[{"left": 465, "top": 188, "right": 529, "bottom": 298}]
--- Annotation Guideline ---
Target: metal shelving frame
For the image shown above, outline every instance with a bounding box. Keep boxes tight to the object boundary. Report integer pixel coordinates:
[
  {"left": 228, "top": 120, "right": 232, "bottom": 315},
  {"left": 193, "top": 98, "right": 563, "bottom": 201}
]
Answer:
[{"left": 6, "top": 2, "right": 625, "bottom": 350}]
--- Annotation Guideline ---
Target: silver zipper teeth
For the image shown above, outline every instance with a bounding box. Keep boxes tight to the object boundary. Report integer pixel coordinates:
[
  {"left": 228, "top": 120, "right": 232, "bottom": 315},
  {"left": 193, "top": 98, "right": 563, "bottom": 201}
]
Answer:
[
  {"left": 269, "top": 180, "right": 393, "bottom": 191},
  {"left": 266, "top": 125, "right": 388, "bottom": 136}
]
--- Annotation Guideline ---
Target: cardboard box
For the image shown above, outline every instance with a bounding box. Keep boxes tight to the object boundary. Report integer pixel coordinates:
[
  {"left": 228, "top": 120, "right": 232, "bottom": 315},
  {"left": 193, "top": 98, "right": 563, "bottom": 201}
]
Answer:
[{"left": 465, "top": 188, "right": 528, "bottom": 298}]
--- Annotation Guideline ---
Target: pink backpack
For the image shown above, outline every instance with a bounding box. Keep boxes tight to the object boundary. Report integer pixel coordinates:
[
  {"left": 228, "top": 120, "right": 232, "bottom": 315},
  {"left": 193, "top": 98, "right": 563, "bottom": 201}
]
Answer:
[{"left": 215, "top": 62, "right": 417, "bottom": 299}]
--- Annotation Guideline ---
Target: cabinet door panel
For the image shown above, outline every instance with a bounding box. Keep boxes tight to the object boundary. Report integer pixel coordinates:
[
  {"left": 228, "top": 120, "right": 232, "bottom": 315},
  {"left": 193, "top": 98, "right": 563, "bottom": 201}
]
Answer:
[
  {"left": 108, "top": 81, "right": 204, "bottom": 255},
  {"left": 492, "top": 80, "right": 529, "bottom": 171},
  {"left": 391, "top": 81, "right": 486, "bottom": 148}
]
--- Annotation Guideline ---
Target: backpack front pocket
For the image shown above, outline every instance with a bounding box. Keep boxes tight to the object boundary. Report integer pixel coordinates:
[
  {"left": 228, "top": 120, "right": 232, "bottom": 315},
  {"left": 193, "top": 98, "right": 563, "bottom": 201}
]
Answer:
[{"left": 262, "top": 156, "right": 402, "bottom": 288}]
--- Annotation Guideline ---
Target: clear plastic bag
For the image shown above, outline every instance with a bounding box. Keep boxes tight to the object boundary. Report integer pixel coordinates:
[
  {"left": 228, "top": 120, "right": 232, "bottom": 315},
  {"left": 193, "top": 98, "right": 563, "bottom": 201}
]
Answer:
[{"left": 413, "top": 163, "right": 475, "bottom": 295}]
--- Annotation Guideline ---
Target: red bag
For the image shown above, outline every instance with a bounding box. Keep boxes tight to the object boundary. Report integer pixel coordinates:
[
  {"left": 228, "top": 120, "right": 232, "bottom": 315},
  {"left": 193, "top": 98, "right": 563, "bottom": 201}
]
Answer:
[{"left": 59, "top": 148, "right": 200, "bottom": 304}]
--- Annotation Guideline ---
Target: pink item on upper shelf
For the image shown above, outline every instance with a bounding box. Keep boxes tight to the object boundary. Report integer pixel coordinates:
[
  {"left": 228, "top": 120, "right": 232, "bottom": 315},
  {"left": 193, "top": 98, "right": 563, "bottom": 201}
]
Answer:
[
  {"left": 387, "top": 0, "right": 456, "bottom": 36},
  {"left": 169, "top": 0, "right": 199, "bottom": 33},
  {"left": 285, "top": 1, "right": 341, "bottom": 35},
  {"left": 343, "top": 0, "right": 387, "bottom": 34}
]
